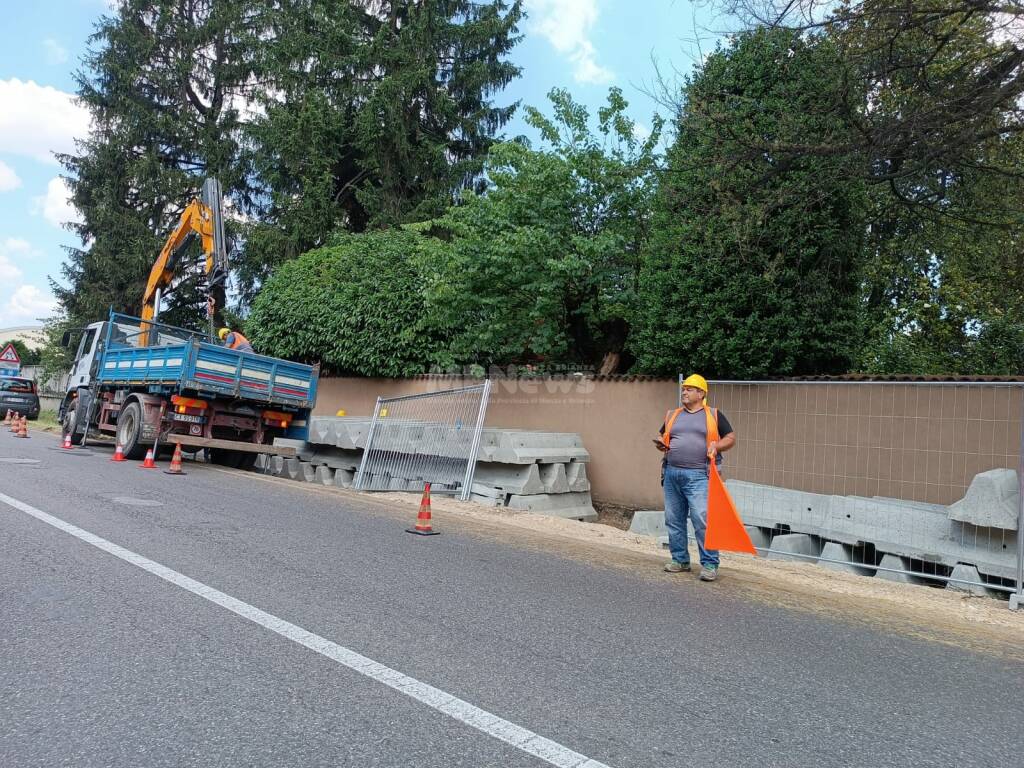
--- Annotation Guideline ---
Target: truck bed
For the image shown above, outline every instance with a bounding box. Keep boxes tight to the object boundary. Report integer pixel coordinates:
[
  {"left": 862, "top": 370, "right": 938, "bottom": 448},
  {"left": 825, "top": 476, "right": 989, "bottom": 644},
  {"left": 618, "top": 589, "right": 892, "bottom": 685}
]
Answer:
[{"left": 97, "top": 338, "right": 318, "bottom": 409}]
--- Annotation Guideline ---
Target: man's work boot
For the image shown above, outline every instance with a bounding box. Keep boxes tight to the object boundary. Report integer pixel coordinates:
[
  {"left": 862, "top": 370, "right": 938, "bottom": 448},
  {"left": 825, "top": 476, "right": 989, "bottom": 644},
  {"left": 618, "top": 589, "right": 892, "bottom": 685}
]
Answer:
[
  {"left": 664, "top": 561, "right": 691, "bottom": 573},
  {"left": 699, "top": 565, "right": 718, "bottom": 582}
]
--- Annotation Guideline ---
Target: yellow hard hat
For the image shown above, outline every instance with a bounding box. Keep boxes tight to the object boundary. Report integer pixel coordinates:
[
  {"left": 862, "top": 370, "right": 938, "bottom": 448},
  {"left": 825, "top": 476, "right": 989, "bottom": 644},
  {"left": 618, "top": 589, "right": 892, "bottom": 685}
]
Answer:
[
  {"left": 218, "top": 327, "right": 230, "bottom": 341},
  {"left": 681, "top": 374, "right": 709, "bottom": 395}
]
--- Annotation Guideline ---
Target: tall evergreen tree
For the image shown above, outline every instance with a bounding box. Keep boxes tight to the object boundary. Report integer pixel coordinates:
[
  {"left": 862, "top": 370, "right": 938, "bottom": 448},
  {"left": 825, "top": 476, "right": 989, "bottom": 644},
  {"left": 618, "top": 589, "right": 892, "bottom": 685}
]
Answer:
[
  {"left": 631, "top": 29, "right": 868, "bottom": 378},
  {"left": 239, "top": 0, "right": 523, "bottom": 302},
  {"left": 55, "top": 0, "right": 261, "bottom": 328}
]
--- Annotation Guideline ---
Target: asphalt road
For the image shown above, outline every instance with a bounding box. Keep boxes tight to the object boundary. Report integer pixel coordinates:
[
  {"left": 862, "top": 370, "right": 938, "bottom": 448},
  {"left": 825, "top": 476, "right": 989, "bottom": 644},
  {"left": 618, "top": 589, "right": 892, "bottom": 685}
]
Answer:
[{"left": 1, "top": 428, "right": 1022, "bottom": 768}]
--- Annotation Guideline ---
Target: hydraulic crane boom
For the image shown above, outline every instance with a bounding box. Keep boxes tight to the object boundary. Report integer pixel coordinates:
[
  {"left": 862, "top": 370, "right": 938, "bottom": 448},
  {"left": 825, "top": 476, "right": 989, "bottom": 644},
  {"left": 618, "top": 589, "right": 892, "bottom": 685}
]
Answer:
[{"left": 140, "top": 178, "right": 229, "bottom": 345}]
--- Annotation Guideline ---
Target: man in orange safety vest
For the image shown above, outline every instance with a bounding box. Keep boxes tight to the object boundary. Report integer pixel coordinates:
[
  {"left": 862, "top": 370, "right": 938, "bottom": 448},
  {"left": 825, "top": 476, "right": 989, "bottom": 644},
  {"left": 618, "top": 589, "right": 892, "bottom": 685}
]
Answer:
[
  {"left": 218, "top": 327, "right": 254, "bottom": 353},
  {"left": 654, "top": 374, "right": 737, "bottom": 582}
]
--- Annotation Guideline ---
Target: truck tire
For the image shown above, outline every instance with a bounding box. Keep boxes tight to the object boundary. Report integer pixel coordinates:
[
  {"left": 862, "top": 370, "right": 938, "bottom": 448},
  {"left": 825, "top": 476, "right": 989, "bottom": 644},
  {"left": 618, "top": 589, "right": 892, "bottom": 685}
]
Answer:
[
  {"left": 60, "top": 402, "right": 86, "bottom": 446},
  {"left": 116, "top": 401, "right": 147, "bottom": 460}
]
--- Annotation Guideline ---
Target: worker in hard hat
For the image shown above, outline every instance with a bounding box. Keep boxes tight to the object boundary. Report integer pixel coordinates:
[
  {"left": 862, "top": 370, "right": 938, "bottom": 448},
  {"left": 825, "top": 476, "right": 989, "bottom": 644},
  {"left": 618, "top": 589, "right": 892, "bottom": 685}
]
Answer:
[
  {"left": 218, "top": 327, "right": 254, "bottom": 353},
  {"left": 654, "top": 374, "right": 736, "bottom": 582}
]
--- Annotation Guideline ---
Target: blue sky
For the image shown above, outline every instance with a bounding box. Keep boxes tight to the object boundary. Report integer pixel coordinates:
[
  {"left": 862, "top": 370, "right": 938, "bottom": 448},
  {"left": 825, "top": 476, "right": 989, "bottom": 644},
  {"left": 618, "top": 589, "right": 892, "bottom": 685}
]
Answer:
[{"left": 0, "top": 0, "right": 719, "bottom": 328}]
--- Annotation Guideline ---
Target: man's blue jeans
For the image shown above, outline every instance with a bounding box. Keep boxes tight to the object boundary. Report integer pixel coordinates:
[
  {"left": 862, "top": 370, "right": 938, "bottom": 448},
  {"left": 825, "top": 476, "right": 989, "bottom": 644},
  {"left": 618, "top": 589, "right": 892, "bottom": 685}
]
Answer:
[{"left": 664, "top": 465, "right": 719, "bottom": 567}]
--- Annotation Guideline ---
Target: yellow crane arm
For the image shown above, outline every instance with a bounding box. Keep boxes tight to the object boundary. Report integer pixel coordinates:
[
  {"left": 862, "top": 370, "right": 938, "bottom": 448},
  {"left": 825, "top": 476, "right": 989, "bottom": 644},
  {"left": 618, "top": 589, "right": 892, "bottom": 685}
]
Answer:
[
  {"left": 138, "top": 178, "right": 229, "bottom": 346},
  {"left": 139, "top": 200, "right": 215, "bottom": 325}
]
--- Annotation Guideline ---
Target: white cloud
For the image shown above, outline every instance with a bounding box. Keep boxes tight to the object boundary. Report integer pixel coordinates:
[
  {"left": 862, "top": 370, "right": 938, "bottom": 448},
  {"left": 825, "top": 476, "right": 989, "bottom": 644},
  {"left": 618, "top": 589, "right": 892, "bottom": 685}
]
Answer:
[
  {"left": 0, "top": 241, "right": 58, "bottom": 324},
  {"left": 525, "top": 0, "right": 614, "bottom": 84},
  {"left": 33, "top": 176, "right": 83, "bottom": 229},
  {"left": 0, "top": 238, "right": 31, "bottom": 282},
  {"left": 0, "top": 160, "right": 21, "bottom": 192},
  {"left": 4, "top": 285, "right": 58, "bottom": 322},
  {"left": 43, "top": 39, "right": 69, "bottom": 65},
  {"left": 0, "top": 78, "right": 91, "bottom": 163}
]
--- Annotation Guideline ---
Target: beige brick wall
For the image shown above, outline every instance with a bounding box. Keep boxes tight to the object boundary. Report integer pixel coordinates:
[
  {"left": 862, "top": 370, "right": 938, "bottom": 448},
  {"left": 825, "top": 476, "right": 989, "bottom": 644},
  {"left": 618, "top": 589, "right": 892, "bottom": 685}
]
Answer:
[{"left": 314, "top": 377, "right": 1024, "bottom": 508}]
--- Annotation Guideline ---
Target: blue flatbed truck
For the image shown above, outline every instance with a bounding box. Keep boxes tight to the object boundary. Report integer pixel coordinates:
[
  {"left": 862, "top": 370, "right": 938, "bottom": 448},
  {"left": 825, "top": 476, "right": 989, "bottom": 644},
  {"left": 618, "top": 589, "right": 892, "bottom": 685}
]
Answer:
[{"left": 59, "top": 312, "right": 318, "bottom": 468}]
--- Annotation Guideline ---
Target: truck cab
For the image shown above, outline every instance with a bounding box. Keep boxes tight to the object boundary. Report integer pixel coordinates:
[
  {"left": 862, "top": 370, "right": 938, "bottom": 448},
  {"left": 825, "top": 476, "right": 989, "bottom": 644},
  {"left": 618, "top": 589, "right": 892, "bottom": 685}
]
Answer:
[{"left": 67, "top": 321, "right": 105, "bottom": 391}]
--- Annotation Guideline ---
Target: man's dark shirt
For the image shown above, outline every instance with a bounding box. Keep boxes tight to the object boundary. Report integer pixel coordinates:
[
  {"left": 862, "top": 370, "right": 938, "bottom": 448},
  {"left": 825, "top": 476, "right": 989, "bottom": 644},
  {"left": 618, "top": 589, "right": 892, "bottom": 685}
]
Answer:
[{"left": 659, "top": 408, "right": 734, "bottom": 469}]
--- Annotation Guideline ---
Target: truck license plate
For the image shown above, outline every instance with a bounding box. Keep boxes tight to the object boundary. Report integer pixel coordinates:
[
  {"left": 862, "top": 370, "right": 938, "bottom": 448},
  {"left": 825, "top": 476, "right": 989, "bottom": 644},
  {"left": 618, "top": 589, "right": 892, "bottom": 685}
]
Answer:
[{"left": 173, "top": 413, "right": 204, "bottom": 424}]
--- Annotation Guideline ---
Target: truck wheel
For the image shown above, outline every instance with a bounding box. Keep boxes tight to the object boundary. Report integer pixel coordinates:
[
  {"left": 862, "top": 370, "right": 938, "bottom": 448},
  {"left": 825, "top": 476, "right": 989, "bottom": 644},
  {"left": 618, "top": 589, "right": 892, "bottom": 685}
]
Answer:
[
  {"left": 116, "top": 402, "right": 147, "bottom": 460},
  {"left": 61, "top": 403, "right": 86, "bottom": 446}
]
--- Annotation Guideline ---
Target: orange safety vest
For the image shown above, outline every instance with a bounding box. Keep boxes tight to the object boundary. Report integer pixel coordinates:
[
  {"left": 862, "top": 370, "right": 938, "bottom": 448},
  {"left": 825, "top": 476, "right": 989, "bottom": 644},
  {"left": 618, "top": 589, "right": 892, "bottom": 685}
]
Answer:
[
  {"left": 660, "top": 405, "right": 720, "bottom": 450},
  {"left": 227, "top": 331, "right": 252, "bottom": 351}
]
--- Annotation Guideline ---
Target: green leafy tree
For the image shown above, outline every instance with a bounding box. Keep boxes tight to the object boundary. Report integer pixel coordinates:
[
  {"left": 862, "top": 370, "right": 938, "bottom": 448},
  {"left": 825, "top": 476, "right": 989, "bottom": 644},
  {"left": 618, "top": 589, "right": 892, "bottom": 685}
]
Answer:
[
  {"left": 424, "top": 88, "right": 663, "bottom": 372},
  {"left": 238, "top": 0, "right": 524, "bottom": 303},
  {"left": 631, "top": 28, "right": 868, "bottom": 378},
  {"left": 246, "top": 230, "right": 442, "bottom": 376},
  {"left": 37, "top": 316, "right": 76, "bottom": 384},
  {"left": 711, "top": 1, "right": 1024, "bottom": 210},
  {"left": 860, "top": 136, "right": 1024, "bottom": 373}
]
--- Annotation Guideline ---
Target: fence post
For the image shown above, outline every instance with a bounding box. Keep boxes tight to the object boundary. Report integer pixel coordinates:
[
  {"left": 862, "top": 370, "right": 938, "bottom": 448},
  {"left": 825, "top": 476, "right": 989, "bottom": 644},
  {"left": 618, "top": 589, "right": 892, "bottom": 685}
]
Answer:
[
  {"left": 459, "top": 379, "right": 492, "bottom": 501},
  {"left": 354, "top": 397, "right": 383, "bottom": 491},
  {"left": 1011, "top": 393, "right": 1024, "bottom": 611}
]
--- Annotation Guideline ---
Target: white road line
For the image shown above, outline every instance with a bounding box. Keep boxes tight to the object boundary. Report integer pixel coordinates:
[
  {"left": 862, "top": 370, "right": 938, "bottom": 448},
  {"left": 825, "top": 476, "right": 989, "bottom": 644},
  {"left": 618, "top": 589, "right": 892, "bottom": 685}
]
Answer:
[{"left": 0, "top": 492, "right": 611, "bottom": 768}]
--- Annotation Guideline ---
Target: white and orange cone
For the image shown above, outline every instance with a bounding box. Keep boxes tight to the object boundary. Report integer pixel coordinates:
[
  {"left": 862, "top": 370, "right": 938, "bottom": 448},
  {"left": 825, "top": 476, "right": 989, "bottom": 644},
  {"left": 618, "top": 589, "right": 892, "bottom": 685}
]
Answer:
[
  {"left": 111, "top": 443, "right": 126, "bottom": 462},
  {"left": 164, "top": 443, "right": 186, "bottom": 476},
  {"left": 139, "top": 449, "right": 156, "bottom": 469},
  {"left": 406, "top": 483, "right": 439, "bottom": 536}
]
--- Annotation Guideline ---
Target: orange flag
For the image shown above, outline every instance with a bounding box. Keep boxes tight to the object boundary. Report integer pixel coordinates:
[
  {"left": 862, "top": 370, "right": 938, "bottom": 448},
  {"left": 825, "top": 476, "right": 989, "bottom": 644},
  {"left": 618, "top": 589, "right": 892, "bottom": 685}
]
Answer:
[{"left": 705, "top": 462, "right": 757, "bottom": 554}]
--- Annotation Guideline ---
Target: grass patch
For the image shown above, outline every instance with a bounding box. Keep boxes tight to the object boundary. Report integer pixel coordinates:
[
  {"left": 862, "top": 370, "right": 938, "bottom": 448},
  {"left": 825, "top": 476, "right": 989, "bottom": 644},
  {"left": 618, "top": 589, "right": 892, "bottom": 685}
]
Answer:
[{"left": 33, "top": 409, "right": 61, "bottom": 432}]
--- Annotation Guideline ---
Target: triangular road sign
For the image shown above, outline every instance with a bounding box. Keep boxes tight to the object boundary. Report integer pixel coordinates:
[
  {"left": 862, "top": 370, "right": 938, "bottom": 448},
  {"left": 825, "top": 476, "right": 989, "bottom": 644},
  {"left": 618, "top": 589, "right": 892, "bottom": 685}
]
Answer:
[{"left": 0, "top": 343, "right": 20, "bottom": 364}]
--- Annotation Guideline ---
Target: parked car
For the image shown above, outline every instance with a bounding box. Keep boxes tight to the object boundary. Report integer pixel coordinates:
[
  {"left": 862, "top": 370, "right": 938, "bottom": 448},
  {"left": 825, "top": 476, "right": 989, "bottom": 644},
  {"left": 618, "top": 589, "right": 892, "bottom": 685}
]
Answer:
[{"left": 0, "top": 376, "right": 41, "bottom": 420}]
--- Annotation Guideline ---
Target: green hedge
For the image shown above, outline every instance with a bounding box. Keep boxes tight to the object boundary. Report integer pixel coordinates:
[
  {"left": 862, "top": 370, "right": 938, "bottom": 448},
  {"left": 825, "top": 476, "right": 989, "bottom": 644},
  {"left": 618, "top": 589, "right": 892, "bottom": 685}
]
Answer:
[{"left": 247, "top": 230, "right": 442, "bottom": 376}]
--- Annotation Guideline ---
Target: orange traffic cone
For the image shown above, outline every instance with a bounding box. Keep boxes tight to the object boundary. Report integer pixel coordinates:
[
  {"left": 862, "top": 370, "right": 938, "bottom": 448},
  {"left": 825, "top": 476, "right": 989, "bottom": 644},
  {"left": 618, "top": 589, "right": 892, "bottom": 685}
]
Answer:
[
  {"left": 164, "top": 443, "right": 186, "bottom": 476},
  {"left": 406, "top": 483, "right": 439, "bottom": 536},
  {"left": 111, "top": 443, "right": 126, "bottom": 462},
  {"left": 15, "top": 416, "right": 29, "bottom": 439},
  {"left": 8, "top": 411, "right": 17, "bottom": 431},
  {"left": 704, "top": 462, "right": 757, "bottom": 555},
  {"left": 3, "top": 409, "right": 11, "bottom": 427},
  {"left": 140, "top": 448, "right": 157, "bottom": 469},
  {"left": 61, "top": 433, "right": 73, "bottom": 450}
]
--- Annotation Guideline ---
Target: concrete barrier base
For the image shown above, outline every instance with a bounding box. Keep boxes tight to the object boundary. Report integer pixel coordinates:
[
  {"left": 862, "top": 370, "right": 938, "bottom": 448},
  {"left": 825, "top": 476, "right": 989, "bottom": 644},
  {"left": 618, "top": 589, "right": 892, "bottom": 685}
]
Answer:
[
  {"left": 875, "top": 554, "right": 926, "bottom": 584},
  {"left": 818, "top": 542, "right": 873, "bottom": 576},
  {"left": 765, "top": 533, "right": 821, "bottom": 562},
  {"left": 745, "top": 525, "right": 772, "bottom": 553},
  {"left": 946, "top": 563, "right": 999, "bottom": 598},
  {"left": 629, "top": 510, "right": 666, "bottom": 538}
]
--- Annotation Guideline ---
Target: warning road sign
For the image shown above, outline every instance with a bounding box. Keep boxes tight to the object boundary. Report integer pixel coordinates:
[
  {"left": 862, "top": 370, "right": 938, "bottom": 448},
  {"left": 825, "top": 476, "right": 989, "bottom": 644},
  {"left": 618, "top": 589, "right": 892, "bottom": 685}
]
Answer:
[{"left": 0, "top": 343, "right": 20, "bottom": 365}]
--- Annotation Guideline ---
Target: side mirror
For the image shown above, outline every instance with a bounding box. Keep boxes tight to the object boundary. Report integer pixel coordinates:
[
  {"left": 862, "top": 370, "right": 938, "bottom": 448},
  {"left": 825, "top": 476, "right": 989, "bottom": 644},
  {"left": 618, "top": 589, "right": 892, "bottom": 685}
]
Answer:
[{"left": 60, "top": 331, "right": 72, "bottom": 348}]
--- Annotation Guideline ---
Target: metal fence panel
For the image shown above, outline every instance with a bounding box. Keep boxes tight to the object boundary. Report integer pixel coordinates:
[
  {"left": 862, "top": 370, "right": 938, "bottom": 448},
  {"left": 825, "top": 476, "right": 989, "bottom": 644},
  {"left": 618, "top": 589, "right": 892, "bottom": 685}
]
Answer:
[
  {"left": 673, "top": 378, "right": 1024, "bottom": 605},
  {"left": 355, "top": 381, "right": 492, "bottom": 501}
]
